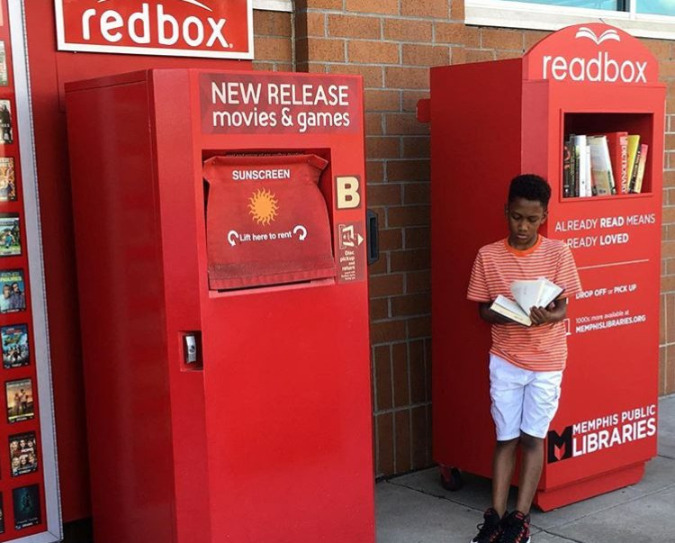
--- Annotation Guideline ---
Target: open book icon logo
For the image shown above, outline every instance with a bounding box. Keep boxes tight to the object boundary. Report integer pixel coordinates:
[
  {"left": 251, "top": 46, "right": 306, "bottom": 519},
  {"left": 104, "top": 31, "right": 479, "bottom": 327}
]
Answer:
[{"left": 575, "top": 27, "right": 621, "bottom": 45}]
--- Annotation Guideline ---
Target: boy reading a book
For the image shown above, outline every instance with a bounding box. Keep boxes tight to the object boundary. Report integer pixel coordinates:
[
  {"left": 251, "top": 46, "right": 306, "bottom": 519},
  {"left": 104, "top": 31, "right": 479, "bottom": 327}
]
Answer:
[{"left": 467, "top": 174, "right": 581, "bottom": 543}]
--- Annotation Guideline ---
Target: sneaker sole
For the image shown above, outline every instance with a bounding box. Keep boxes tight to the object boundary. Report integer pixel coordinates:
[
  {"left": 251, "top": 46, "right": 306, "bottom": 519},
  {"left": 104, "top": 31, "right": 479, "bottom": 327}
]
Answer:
[{"left": 469, "top": 535, "right": 505, "bottom": 543}]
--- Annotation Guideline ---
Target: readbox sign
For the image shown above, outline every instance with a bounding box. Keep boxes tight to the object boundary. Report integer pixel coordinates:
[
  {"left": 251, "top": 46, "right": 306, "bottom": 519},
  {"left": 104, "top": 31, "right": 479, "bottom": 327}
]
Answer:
[
  {"left": 524, "top": 23, "right": 658, "bottom": 84},
  {"left": 55, "top": 0, "right": 254, "bottom": 59}
]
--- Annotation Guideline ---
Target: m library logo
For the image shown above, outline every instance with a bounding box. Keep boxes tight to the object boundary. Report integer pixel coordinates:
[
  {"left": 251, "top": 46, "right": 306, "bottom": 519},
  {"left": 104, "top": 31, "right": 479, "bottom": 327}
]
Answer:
[{"left": 547, "top": 404, "right": 657, "bottom": 464}]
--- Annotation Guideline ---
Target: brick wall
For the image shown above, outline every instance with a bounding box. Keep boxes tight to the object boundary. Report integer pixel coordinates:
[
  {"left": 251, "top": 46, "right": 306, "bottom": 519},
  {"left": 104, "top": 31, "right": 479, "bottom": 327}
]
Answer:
[
  {"left": 253, "top": 9, "right": 294, "bottom": 71},
  {"left": 252, "top": 5, "right": 675, "bottom": 479},
  {"left": 292, "top": 1, "right": 442, "bottom": 478}
]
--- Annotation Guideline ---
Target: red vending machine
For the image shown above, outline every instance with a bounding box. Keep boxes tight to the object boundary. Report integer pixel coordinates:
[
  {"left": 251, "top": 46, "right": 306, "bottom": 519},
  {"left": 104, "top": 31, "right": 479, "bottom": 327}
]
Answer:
[
  {"left": 424, "top": 24, "right": 663, "bottom": 510},
  {"left": 65, "top": 69, "right": 374, "bottom": 543}
]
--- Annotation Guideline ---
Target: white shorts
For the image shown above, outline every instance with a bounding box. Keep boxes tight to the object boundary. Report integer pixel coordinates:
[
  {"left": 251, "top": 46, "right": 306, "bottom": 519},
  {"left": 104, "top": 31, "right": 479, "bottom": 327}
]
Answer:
[{"left": 489, "top": 353, "right": 563, "bottom": 441}]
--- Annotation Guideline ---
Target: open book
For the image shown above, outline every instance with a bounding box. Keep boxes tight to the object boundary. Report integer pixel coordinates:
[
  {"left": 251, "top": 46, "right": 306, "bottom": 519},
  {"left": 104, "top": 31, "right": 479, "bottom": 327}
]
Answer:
[{"left": 490, "top": 278, "right": 564, "bottom": 326}]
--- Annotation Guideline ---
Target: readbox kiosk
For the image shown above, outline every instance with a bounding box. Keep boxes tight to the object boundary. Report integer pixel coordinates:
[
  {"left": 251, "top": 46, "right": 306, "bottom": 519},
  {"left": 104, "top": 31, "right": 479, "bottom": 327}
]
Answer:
[
  {"left": 64, "top": 69, "right": 374, "bottom": 543},
  {"left": 423, "top": 24, "right": 663, "bottom": 509}
]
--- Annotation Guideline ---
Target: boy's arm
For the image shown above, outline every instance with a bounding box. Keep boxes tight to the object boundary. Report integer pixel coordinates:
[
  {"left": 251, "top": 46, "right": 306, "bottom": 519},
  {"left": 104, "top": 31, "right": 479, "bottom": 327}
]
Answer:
[
  {"left": 529, "top": 297, "right": 568, "bottom": 326},
  {"left": 478, "top": 302, "right": 516, "bottom": 325}
]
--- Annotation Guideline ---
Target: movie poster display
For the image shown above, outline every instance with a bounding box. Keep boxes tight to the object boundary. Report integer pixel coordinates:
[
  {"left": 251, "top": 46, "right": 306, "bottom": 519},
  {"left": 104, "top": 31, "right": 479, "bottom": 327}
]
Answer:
[
  {"left": 5, "top": 378, "right": 33, "bottom": 424},
  {"left": 0, "top": 1, "right": 61, "bottom": 541},
  {"left": 12, "top": 485, "right": 39, "bottom": 530},
  {"left": 8, "top": 432, "right": 37, "bottom": 477},
  {"left": 1, "top": 324, "right": 27, "bottom": 369}
]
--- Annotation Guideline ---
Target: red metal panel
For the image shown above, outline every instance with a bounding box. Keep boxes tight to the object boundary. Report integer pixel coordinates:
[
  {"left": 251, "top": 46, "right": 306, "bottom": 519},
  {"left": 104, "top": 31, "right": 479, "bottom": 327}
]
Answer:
[
  {"left": 199, "top": 286, "right": 373, "bottom": 541},
  {"left": 430, "top": 59, "right": 524, "bottom": 478},
  {"left": 149, "top": 69, "right": 213, "bottom": 543},
  {"left": 66, "top": 76, "right": 177, "bottom": 543}
]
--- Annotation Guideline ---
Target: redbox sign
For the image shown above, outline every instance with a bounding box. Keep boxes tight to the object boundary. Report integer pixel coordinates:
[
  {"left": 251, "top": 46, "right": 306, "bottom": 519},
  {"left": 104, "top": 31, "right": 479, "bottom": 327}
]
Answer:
[{"left": 54, "top": 0, "right": 254, "bottom": 59}]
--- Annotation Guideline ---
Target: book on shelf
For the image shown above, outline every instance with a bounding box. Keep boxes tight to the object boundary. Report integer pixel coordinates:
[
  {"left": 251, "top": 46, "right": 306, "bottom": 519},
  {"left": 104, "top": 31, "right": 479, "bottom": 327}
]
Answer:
[
  {"left": 625, "top": 134, "right": 641, "bottom": 191},
  {"left": 603, "top": 132, "right": 628, "bottom": 194},
  {"left": 584, "top": 143, "right": 593, "bottom": 197},
  {"left": 571, "top": 134, "right": 593, "bottom": 198},
  {"left": 563, "top": 131, "right": 645, "bottom": 197},
  {"left": 588, "top": 135, "right": 616, "bottom": 196},
  {"left": 562, "top": 139, "right": 574, "bottom": 198},
  {"left": 627, "top": 143, "right": 642, "bottom": 193},
  {"left": 572, "top": 135, "right": 580, "bottom": 197},
  {"left": 490, "top": 278, "right": 564, "bottom": 326},
  {"left": 629, "top": 143, "right": 648, "bottom": 194}
]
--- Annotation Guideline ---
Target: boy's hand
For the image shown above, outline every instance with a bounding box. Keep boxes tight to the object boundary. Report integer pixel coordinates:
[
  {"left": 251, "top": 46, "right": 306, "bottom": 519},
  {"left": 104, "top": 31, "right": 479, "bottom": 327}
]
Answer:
[
  {"left": 478, "top": 302, "right": 514, "bottom": 324},
  {"left": 529, "top": 304, "right": 554, "bottom": 325},
  {"left": 530, "top": 299, "right": 567, "bottom": 325}
]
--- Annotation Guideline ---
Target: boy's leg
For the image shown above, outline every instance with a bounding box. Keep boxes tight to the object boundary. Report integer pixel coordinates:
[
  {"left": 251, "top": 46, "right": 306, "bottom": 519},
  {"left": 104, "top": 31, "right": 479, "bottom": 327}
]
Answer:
[
  {"left": 501, "top": 438, "right": 540, "bottom": 543},
  {"left": 515, "top": 368, "right": 564, "bottom": 514},
  {"left": 492, "top": 437, "right": 519, "bottom": 516},
  {"left": 501, "top": 434, "right": 540, "bottom": 543},
  {"left": 514, "top": 432, "right": 543, "bottom": 515},
  {"left": 488, "top": 354, "right": 528, "bottom": 515},
  {"left": 470, "top": 355, "right": 525, "bottom": 543}
]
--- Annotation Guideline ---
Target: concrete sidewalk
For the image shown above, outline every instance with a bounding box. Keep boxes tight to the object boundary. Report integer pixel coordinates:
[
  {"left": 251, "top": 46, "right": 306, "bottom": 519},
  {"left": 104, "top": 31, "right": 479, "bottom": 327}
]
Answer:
[{"left": 376, "top": 394, "right": 675, "bottom": 543}]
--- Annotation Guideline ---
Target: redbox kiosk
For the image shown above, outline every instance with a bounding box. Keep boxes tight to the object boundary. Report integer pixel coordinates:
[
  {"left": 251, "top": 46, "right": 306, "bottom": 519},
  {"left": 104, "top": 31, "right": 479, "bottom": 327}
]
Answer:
[
  {"left": 64, "top": 69, "right": 374, "bottom": 543},
  {"left": 423, "top": 24, "right": 663, "bottom": 510}
]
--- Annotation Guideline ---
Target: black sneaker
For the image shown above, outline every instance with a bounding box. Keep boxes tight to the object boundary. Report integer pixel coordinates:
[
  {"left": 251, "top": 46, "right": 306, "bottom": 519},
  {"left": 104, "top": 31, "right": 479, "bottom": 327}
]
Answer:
[
  {"left": 470, "top": 507, "right": 503, "bottom": 543},
  {"left": 499, "top": 510, "right": 531, "bottom": 543}
]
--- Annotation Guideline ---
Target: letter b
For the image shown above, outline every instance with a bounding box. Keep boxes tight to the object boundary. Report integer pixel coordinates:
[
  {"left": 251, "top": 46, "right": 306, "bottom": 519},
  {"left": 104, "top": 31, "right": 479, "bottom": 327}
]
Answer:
[
  {"left": 336, "top": 176, "right": 361, "bottom": 209},
  {"left": 158, "top": 5, "right": 179, "bottom": 45},
  {"left": 604, "top": 52, "right": 619, "bottom": 82}
]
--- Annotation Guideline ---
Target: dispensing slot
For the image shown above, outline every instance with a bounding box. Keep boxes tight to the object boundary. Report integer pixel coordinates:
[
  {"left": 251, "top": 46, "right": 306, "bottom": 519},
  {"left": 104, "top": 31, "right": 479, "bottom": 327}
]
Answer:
[{"left": 202, "top": 153, "right": 336, "bottom": 291}]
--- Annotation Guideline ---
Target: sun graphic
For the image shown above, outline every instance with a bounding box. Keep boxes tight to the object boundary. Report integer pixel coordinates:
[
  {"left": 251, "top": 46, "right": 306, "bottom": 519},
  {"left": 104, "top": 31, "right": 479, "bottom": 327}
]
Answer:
[{"left": 248, "top": 188, "right": 279, "bottom": 225}]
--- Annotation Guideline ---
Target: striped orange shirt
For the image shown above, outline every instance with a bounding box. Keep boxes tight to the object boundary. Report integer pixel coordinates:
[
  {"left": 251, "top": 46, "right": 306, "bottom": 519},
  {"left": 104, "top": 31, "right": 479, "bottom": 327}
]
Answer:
[{"left": 467, "top": 235, "right": 582, "bottom": 371}]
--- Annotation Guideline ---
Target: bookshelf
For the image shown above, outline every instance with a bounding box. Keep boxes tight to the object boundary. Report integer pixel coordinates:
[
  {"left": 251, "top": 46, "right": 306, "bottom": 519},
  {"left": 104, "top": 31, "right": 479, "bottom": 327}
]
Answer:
[
  {"left": 563, "top": 113, "right": 653, "bottom": 197},
  {"left": 423, "top": 23, "right": 664, "bottom": 510}
]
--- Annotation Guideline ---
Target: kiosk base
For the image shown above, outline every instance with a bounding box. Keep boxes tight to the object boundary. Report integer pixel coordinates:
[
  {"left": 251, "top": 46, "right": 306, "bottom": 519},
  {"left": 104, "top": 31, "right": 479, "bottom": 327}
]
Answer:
[{"left": 534, "top": 463, "right": 645, "bottom": 511}]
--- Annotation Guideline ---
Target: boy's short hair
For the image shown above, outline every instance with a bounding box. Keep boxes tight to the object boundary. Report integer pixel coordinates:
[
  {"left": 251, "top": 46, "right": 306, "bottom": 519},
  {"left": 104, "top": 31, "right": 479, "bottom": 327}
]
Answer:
[{"left": 508, "top": 174, "right": 551, "bottom": 208}]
